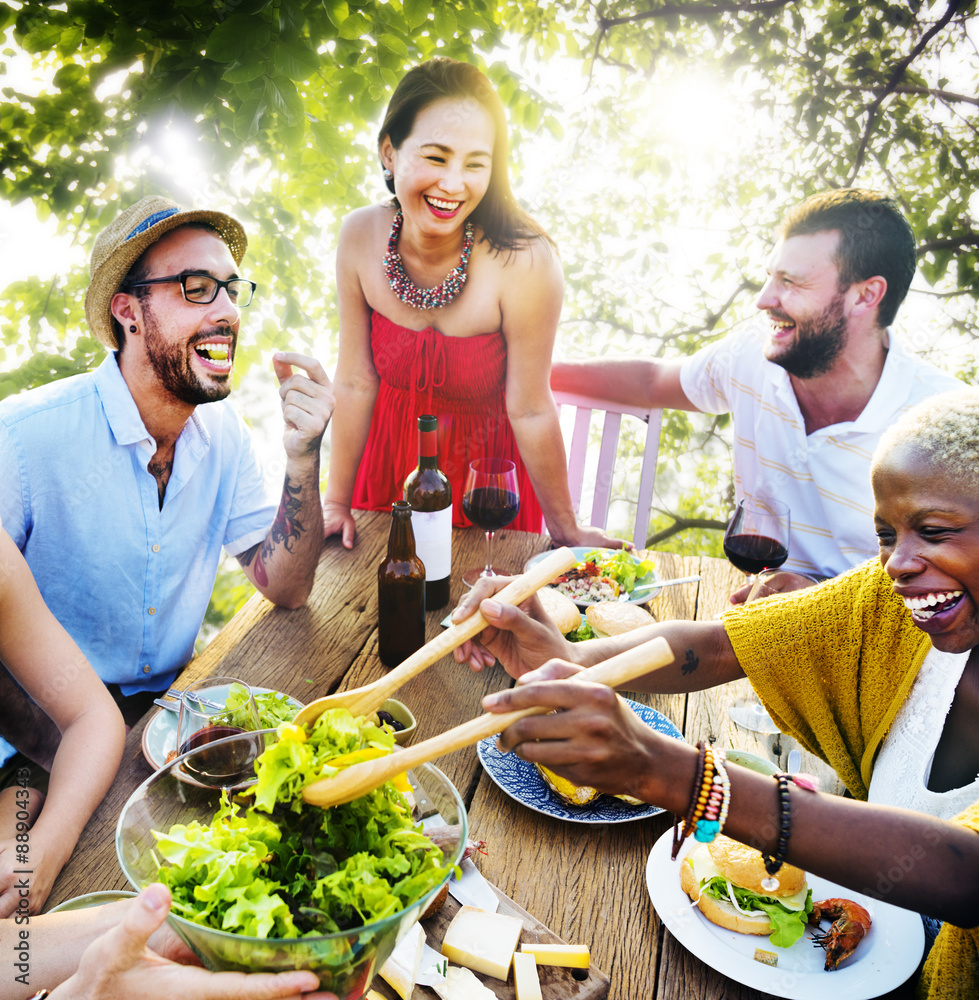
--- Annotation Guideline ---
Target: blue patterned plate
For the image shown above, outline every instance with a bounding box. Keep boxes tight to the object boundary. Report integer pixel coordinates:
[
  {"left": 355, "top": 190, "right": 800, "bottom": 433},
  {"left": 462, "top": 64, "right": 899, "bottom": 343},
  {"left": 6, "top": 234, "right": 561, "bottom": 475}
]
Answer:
[{"left": 477, "top": 699, "right": 683, "bottom": 824}]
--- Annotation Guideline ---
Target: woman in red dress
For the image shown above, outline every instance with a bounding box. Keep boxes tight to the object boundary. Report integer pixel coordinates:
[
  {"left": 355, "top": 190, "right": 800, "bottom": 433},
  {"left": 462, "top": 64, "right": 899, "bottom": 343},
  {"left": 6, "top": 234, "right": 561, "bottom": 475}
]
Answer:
[{"left": 322, "top": 57, "right": 623, "bottom": 550}]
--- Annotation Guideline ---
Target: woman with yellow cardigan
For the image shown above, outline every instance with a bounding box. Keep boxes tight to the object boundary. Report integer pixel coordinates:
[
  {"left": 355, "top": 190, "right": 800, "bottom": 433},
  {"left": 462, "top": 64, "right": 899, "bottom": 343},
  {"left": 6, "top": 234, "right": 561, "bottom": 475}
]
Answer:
[{"left": 460, "top": 387, "right": 979, "bottom": 998}]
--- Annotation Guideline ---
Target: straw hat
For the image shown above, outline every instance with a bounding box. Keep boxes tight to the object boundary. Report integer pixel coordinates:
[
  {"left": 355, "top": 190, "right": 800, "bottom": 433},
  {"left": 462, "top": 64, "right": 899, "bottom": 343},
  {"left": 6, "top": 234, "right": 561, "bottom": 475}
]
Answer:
[{"left": 84, "top": 196, "right": 248, "bottom": 350}]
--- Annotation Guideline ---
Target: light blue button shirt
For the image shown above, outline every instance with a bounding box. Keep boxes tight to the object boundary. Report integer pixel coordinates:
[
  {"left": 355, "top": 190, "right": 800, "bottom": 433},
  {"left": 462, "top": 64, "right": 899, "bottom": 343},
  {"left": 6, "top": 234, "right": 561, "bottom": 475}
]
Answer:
[{"left": 0, "top": 355, "right": 276, "bottom": 694}]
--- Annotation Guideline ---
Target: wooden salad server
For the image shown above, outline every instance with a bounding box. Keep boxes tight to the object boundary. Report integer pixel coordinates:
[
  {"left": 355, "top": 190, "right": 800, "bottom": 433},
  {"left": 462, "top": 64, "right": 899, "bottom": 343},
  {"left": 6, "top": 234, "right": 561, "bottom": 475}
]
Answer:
[
  {"left": 292, "top": 547, "right": 578, "bottom": 728},
  {"left": 302, "top": 635, "right": 675, "bottom": 808}
]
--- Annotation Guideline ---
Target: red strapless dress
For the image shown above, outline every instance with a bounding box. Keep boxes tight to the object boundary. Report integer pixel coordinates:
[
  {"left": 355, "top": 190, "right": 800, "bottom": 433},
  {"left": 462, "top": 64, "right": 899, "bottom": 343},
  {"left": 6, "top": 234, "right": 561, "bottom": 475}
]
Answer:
[{"left": 352, "top": 312, "right": 544, "bottom": 532}]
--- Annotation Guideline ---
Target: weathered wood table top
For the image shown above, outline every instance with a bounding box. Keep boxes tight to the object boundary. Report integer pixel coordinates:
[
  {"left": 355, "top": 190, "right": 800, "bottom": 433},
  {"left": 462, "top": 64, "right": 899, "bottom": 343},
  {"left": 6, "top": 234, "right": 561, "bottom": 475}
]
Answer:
[{"left": 46, "top": 510, "right": 866, "bottom": 999}]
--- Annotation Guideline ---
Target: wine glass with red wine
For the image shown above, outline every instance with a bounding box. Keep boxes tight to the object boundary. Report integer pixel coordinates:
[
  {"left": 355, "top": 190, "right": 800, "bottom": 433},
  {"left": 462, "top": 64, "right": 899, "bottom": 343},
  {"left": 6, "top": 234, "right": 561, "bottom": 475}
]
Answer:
[
  {"left": 723, "top": 497, "right": 790, "bottom": 733},
  {"left": 461, "top": 458, "right": 520, "bottom": 588},
  {"left": 174, "top": 676, "right": 261, "bottom": 783}
]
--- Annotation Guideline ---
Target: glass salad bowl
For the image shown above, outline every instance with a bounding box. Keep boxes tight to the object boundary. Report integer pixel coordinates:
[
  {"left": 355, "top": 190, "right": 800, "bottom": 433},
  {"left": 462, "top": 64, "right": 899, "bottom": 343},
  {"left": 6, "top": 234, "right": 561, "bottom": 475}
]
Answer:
[{"left": 116, "top": 730, "right": 467, "bottom": 1000}]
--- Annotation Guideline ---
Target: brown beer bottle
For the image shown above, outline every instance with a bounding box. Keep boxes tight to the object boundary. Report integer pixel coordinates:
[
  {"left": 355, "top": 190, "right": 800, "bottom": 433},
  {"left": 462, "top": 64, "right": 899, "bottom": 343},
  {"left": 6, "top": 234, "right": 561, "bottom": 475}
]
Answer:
[
  {"left": 403, "top": 414, "right": 452, "bottom": 609},
  {"left": 377, "top": 501, "right": 426, "bottom": 668}
]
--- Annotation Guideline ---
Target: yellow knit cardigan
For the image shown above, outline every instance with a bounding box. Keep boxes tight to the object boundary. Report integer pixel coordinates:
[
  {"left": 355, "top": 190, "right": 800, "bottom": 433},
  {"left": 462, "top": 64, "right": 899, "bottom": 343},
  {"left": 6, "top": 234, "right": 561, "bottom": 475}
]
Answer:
[{"left": 723, "top": 558, "right": 979, "bottom": 999}]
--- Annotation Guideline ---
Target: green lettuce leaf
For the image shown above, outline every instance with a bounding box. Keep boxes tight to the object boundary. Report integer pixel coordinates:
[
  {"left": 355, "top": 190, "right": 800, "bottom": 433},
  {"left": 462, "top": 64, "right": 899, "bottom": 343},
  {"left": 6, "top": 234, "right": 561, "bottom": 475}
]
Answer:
[
  {"left": 212, "top": 684, "right": 299, "bottom": 731},
  {"left": 565, "top": 621, "right": 596, "bottom": 642},
  {"left": 701, "top": 876, "right": 813, "bottom": 948},
  {"left": 152, "top": 707, "right": 454, "bottom": 946},
  {"left": 582, "top": 548, "right": 656, "bottom": 594}
]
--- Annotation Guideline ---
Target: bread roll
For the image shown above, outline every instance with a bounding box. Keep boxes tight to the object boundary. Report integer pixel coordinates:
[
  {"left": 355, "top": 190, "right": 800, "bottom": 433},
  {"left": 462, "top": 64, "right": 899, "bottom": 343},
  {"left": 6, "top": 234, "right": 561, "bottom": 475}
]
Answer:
[
  {"left": 708, "top": 835, "right": 806, "bottom": 898},
  {"left": 585, "top": 601, "right": 654, "bottom": 637},
  {"left": 679, "top": 858, "right": 773, "bottom": 935},
  {"left": 537, "top": 586, "right": 582, "bottom": 635},
  {"left": 680, "top": 836, "right": 808, "bottom": 936}
]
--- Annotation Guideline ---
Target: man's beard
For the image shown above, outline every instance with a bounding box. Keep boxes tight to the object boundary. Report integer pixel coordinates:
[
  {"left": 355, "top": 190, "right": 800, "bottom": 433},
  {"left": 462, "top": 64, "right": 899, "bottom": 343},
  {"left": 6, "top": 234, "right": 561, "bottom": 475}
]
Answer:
[
  {"left": 768, "top": 293, "right": 848, "bottom": 380},
  {"left": 142, "top": 308, "right": 234, "bottom": 406}
]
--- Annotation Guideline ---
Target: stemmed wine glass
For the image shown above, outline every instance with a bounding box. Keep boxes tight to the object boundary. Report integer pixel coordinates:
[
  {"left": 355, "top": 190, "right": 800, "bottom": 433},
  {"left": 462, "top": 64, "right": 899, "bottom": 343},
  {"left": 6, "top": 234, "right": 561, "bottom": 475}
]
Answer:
[
  {"left": 723, "top": 497, "right": 790, "bottom": 733},
  {"left": 461, "top": 458, "right": 520, "bottom": 588}
]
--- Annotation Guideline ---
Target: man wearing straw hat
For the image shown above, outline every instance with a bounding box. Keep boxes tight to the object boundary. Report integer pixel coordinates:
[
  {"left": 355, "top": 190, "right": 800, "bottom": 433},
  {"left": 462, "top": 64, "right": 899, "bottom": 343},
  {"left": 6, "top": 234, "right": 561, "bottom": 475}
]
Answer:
[{"left": 0, "top": 196, "right": 334, "bottom": 733}]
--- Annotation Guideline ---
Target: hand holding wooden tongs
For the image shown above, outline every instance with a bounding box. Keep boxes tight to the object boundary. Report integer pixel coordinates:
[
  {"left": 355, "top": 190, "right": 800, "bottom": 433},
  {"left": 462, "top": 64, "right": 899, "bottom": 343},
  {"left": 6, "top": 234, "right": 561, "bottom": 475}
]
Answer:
[{"left": 292, "top": 547, "right": 579, "bottom": 728}]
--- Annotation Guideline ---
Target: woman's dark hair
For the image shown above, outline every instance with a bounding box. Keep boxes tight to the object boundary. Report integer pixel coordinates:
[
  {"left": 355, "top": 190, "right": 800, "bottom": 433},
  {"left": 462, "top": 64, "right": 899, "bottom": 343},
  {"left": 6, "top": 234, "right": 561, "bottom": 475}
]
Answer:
[{"left": 378, "top": 57, "right": 553, "bottom": 254}]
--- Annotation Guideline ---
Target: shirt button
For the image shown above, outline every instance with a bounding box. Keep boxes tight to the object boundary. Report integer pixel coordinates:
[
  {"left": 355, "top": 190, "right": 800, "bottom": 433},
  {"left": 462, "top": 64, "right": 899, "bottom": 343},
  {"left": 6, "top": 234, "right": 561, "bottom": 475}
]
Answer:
[
  {"left": 148, "top": 607, "right": 156, "bottom": 615},
  {"left": 142, "top": 665, "right": 151, "bottom": 674},
  {"left": 152, "top": 544, "right": 161, "bottom": 553}
]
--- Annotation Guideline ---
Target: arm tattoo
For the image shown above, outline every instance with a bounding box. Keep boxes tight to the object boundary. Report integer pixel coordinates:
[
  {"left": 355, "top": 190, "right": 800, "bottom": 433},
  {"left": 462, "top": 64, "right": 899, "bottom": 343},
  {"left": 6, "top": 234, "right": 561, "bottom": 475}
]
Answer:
[
  {"left": 681, "top": 647, "right": 699, "bottom": 676},
  {"left": 239, "top": 476, "right": 305, "bottom": 585}
]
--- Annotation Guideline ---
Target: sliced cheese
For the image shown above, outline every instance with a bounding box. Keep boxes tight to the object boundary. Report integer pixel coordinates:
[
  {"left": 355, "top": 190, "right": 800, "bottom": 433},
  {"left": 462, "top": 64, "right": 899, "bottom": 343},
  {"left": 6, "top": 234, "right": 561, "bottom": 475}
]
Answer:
[
  {"left": 365, "top": 992, "right": 387, "bottom": 1000},
  {"left": 378, "top": 921, "right": 425, "bottom": 999},
  {"left": 689, "top": 841, "right": 810, "bottom": 913},
  {"left": 440, "top": 905, "right": 523, "bottom": 980},
  {"left": 513, "top": 951, "right": 543, "bottom": 1000},
  {"left": 437, "top": 966, "right": 496, "bottom": 999},
  {"left": 520, "top": 942, "right": 590, "bottom": 969}
]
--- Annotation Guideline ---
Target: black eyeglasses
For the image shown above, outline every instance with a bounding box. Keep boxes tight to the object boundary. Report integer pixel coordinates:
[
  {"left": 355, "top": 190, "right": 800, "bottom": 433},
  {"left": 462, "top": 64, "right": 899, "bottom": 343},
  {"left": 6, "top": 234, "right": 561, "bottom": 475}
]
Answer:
[{"left": 125, "top": 273, "right": 257, "bottom": 307}]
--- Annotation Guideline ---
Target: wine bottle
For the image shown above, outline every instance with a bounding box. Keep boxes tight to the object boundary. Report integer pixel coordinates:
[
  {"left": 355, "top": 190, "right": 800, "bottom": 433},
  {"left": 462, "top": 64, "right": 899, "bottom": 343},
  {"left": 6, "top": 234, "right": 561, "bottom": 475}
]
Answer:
[
  {"left": 403, "top": 414, "right": 452, "bottom": 609},
  {"left": 377, "top": 501, "right": 426, "bottom": 668}
]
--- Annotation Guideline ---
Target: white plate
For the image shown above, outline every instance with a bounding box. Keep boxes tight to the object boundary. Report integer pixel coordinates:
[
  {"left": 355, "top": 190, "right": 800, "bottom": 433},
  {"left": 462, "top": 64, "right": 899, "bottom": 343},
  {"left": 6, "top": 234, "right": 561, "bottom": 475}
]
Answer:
[
  {"left": 524, "top": 546, "right": 661, "bottom": 607},
  {"left": 645, "top": 827, "right": 924, "bottom": 999},
  {"left": 477, "top": 700, "right": 683, "bottom": 824},
  {"left": 141, "top": 685, "right": 304, "bottom": 772}
]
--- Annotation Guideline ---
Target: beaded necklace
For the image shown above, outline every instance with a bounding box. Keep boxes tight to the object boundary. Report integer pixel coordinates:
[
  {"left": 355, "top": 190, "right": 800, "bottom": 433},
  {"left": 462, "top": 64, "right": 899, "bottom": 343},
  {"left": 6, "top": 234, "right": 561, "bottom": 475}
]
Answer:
[{"left": 383, "top": 210, "right": 475, "bottom": 310}]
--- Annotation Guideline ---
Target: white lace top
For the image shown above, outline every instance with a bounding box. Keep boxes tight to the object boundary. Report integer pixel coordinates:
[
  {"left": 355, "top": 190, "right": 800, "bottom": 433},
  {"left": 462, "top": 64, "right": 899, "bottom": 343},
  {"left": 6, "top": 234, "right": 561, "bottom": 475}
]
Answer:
[{"left": 868, "top": 645, "right": 979, "bottom": 819}]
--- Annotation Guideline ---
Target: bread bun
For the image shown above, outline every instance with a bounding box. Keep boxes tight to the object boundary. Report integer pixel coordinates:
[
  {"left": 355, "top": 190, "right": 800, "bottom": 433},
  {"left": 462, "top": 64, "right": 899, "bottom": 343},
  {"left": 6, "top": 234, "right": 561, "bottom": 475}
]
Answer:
[
  {"left": 538, "top": 586, "right": 582, "bottom": 635},
  {"left": 680, "top": 836, "right": 808, "bottom": 937},
  {"left": 679, "top": 854, "right": 773, "bottom": 935},
  {"left": 708, "top": 835, "right": 806, "bottom": 898},
  {"left": 585, "top": 601, "right": 654, "bottom": 637}
]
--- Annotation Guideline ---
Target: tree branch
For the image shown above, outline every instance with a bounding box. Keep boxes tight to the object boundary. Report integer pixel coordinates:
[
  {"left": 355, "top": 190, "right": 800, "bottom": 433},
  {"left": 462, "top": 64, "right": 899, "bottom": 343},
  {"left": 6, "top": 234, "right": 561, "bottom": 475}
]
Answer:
[
  {"left": 846, "top": 0, "right": 962, "bottom": 184},
  {"left": 917, "top": 233, "right": 979, "bottom": 255},
  {"left": 645, "top": 514, "right": 728, "bottom": 547},
  {"left": 835, "top": 82, "right": 979, "bottom": 108}
]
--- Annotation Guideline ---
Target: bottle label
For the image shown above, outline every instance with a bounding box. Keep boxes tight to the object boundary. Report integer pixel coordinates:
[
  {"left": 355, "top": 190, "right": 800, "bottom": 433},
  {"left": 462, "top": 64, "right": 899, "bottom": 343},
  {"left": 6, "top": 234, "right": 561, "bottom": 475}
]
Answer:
[{"left": 410, "top": 507, "right": 452, "bottom": 580}]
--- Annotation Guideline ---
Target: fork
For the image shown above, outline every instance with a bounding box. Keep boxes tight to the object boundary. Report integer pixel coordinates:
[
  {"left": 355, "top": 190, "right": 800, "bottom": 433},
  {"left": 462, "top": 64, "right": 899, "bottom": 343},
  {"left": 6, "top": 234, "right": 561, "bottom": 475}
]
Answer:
[{"left": 156, "top": 687, "right": 225, "bottom": 712}]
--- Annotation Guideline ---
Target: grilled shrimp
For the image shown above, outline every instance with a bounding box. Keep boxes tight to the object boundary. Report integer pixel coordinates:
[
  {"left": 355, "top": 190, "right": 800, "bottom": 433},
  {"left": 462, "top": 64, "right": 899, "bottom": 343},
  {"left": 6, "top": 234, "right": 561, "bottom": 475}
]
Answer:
[{"left": 808, "top": 897, "right": 872, "bottom": 970}]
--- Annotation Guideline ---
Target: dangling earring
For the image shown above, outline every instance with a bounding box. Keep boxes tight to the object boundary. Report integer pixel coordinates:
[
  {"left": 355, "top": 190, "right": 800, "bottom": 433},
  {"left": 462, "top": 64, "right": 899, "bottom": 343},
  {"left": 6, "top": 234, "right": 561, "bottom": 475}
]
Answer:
[{"left": 129, "top": 324, "right": 137, "bottom": 333}]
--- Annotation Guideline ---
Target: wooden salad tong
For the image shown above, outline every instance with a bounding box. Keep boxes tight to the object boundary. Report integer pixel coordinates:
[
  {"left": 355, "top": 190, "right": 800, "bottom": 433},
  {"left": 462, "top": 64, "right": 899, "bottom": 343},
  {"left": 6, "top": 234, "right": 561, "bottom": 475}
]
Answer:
[
  {"left": 302, "top": 635, "right": 675, "bottom": 808},
  {"left": 292, "top": 547, "right": 578, "bottom": 728}
]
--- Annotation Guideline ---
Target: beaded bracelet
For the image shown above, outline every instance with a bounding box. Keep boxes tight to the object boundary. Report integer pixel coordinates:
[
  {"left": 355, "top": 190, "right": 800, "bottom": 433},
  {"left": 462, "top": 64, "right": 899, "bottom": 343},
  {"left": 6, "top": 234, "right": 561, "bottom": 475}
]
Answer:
[
  {"left": 684, "top": 742, "right": 716, "bottom": 840},
  {"left": 695, "top": 748, "right": 730, "bottom": 843},
  {"left": 760, "top": 773, "right": 792, "bottom": 891},
  {"left": 672, "top": 741, "right": 713, "bottom": 860}
]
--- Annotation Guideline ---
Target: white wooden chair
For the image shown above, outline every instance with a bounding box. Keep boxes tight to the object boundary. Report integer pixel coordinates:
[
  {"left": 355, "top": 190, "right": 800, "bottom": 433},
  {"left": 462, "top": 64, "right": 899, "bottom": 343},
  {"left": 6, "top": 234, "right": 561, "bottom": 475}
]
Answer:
[{"left": 552, "top": 390, "right": 663, "bottom": 550}]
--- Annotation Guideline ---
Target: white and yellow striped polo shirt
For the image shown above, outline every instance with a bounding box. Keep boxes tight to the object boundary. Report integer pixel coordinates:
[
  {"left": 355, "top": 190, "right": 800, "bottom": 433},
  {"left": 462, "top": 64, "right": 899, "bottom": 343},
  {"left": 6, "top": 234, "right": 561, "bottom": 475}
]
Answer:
[{"left": 680, "top": 325, "right": 963, "bottom": 578}]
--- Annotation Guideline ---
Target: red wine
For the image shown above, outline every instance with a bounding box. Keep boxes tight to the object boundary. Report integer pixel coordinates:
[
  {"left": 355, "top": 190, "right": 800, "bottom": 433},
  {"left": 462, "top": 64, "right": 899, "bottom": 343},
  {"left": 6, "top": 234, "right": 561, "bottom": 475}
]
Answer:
[
  {"left": 723, "top": 533, "right": 788, "bottom": 575},
  {"left": 178, "top": 725, "right": 255, "bottom": 785},
  {"left": 462, "top": 487, "right": 520, "bottom": 532}
]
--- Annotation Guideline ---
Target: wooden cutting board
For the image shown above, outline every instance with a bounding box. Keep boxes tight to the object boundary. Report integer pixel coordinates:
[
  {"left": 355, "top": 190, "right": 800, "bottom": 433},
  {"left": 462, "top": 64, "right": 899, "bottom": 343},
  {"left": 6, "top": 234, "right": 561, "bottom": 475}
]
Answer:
[{"left": 367, "top": 881, "right": 610, "bottom": 999}]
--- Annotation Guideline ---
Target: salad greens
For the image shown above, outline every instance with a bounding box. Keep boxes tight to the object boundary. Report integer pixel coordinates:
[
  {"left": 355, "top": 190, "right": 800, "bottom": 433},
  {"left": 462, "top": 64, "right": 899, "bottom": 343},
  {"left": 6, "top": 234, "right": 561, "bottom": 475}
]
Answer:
[
  {"left": 212, "top": 683, "right": 298, "bottom": 731},
  {"left": 565, "top": 621, "right": 597, "bottom": 642},
  {"left": 153, "top": 708, "right": 454, "bottom": 939},
  {"left": 700, "top": 875, "right": 813, "bottom": 948},
  {"left": 582, "top": 548, "right": 656, "bottom": 595}
]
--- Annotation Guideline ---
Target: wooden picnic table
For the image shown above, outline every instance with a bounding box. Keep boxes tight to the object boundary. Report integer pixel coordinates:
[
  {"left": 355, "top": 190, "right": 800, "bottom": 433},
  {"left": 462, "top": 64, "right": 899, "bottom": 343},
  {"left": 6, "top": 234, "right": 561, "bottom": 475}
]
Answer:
[{"left": 46, "top": 509, "right": 857, "bottom": 999}]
